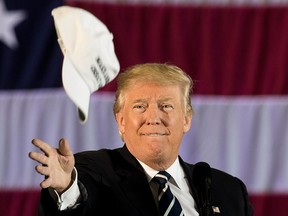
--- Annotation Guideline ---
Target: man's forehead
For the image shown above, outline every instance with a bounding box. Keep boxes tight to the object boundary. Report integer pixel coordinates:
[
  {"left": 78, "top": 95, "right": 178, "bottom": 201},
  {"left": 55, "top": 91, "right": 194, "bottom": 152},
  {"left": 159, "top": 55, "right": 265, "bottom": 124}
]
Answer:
[{"left": 122, "top": 83, "right": 182, "bottom": 102}]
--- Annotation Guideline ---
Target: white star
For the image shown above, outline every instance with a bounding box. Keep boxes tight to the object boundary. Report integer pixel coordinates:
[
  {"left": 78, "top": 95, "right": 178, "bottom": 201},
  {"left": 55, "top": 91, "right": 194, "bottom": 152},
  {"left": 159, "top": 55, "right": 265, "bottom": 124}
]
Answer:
[{"left": 0, "top": 0, "right": 26, "bottom": 49}]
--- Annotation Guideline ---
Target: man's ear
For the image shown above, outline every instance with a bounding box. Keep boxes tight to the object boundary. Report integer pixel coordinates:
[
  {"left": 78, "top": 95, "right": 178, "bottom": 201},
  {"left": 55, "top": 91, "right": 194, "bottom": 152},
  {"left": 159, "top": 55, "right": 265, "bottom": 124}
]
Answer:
[
  {"left": 183, "top": 114, "right": 192, "bottom": 133},
  {"left": 116, "top": 112, "right": 125, "bottom": 134}
]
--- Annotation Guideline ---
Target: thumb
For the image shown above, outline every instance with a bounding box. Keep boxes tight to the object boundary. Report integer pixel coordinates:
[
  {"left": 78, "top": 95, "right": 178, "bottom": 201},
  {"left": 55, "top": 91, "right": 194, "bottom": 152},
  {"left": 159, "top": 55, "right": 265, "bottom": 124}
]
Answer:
[{"left": 58, "top": 138, "right": 73, "bottom": 156}]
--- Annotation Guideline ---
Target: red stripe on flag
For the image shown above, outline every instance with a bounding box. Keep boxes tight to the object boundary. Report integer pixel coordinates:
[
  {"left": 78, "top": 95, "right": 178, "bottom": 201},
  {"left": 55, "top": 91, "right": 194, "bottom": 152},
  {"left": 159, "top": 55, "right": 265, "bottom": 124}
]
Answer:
[
  {"left": 250, "top": 194, "right": 288, "bottom": 216},
  {"left": 1, "top": 190, "right": 288, "bottom": 216},
  {"left": 66, "top": 1, "right": 288, "bottom": 95},
  {"left": 0, "top": 190, "right": 40, "bottom": 216}
]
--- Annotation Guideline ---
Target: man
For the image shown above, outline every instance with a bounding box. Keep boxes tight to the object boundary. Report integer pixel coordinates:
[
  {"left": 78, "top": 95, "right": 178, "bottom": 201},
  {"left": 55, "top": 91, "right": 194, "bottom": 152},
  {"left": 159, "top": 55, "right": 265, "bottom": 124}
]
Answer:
[{"left": 29, "top": 63, "right": 254, "bottom": 215}]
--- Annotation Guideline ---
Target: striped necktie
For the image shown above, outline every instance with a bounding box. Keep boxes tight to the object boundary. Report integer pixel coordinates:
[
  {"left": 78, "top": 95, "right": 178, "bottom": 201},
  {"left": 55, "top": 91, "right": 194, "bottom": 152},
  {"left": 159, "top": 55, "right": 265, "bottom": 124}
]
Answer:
[{"left": 153, "top": 171, "right": 184, "bottom": 216}]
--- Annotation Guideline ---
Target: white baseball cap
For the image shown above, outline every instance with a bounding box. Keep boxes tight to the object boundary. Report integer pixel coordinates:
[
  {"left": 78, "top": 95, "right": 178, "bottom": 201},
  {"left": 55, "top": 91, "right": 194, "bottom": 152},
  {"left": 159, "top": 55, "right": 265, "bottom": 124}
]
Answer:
[{"left": 51, "top": 6, "right": 120, "bottom": 123}]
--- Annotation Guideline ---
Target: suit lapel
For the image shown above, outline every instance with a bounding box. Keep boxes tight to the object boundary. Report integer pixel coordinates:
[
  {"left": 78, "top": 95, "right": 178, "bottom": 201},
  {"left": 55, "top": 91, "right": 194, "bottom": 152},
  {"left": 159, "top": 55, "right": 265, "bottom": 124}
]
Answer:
[{"left": 116, "top": 145, "right": 159, "bottom": 216}]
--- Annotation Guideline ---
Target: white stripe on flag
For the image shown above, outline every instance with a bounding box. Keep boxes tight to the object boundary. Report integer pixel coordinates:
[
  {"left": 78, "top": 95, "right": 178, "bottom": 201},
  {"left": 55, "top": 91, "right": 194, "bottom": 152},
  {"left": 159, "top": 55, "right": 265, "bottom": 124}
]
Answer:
[{"left": 0, "top": 89, "right": 287, "bottom": 194}]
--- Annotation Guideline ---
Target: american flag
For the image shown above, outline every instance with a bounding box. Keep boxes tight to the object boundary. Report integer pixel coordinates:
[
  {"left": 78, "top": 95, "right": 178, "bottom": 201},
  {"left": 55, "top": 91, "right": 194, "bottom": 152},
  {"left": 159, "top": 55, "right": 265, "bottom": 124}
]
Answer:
[{"left": 0, "top": 0, "right": 288, "bottom": 215}]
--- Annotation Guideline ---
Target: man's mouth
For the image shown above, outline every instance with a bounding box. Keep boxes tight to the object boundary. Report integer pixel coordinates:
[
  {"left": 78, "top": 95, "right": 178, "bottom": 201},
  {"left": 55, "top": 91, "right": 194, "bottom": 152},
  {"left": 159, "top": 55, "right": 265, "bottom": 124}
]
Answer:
[{"left": 141, "top": 133, "right": 166, "bottom": 137}]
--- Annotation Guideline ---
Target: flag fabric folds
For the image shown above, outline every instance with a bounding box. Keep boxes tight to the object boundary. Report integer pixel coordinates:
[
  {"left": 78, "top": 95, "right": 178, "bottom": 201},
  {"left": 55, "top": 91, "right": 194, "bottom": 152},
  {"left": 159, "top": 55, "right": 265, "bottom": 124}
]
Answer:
[
  {"left": 0, "top": 0, "right": 288, "bottom": 215},
  {"left": 0, "top": 0, "right": 63, "bottom": 89}
]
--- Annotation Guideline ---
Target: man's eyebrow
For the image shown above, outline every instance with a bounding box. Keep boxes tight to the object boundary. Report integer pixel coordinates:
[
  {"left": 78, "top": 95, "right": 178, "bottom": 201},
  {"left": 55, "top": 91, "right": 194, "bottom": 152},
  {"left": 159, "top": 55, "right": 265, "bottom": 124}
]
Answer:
[
  {"left": 131, "top": 98, "right": 148, "bottom": 103},
  {"left": 131, "top": 97, "right": 175, "bottom": 104},
  {"left": 158, "top": 97, "right": 175, "bottom": 102}
]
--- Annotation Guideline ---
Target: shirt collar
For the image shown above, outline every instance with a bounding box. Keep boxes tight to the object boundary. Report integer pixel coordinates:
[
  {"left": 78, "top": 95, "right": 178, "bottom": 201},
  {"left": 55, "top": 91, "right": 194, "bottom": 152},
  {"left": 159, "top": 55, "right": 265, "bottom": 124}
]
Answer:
[{"left": 138, "top": 158, "right": 185, "bottom": 188}]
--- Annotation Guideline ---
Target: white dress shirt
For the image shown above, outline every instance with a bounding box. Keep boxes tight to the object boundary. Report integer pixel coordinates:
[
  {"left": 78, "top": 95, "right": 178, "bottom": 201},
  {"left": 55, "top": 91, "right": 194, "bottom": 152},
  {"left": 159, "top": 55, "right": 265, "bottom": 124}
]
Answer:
[{"left": 138, "top": 158, "right": 199, "bottom": 216}]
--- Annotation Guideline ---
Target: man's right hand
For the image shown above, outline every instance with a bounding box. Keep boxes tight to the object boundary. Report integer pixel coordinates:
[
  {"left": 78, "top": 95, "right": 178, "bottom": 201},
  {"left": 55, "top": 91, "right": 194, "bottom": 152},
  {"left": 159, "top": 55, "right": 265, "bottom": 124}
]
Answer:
[{"left": 29, "top": 138, "right": 75, "bottom": 194}]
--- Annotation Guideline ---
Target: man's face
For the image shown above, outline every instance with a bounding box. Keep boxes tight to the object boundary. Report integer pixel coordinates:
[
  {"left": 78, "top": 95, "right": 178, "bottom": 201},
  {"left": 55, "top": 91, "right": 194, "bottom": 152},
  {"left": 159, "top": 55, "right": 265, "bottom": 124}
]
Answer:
[{"left": 116, "top": 82, "right": 192, "bottom": 170}]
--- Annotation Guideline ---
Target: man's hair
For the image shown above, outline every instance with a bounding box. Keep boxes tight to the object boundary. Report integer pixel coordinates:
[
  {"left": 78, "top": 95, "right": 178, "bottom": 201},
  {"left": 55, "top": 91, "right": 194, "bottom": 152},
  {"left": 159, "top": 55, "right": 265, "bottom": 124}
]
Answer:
[{"left": 113, "top": 63, "right": 194, "bottom": 117}]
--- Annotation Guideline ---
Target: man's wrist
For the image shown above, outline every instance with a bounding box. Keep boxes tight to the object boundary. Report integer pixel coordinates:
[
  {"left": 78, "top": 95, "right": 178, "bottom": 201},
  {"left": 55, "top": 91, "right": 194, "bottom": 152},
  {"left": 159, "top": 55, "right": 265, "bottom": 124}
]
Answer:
[
  {"left": 48, "top": 167, "right": 81, "bottom": 210},
  {"left": 56, "top": 171, "right": 75, "bottom": 195}
]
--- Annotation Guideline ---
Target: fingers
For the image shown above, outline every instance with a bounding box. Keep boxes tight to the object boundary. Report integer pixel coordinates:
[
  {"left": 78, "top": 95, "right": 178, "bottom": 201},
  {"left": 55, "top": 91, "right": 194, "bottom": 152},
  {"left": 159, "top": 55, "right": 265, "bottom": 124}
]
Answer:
[
  {"left": 40, "top": 177, "right": 52, "bottom": 189},
  {"left": 31, "top": 138, "right": 53, "bottom": 156},
  {"left": 35, "top": 165, "right": 49, "bottom": 176},
  {"left": 35, "top": 165, "right": 51, "bottom": 189},
  {"left": 58, "top": 138, "right": 73, "bottom": 156},
  {"left": 29, "top": 138, "right": 52, "bottom": 165},
  {"left": 29, "top": 151, "right": 48, "bottom": 165}
]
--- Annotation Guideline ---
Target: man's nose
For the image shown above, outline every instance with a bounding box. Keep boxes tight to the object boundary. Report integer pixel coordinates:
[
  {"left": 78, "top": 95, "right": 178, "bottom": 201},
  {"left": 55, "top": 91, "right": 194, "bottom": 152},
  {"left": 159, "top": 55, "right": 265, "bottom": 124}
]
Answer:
[{"left": 146, "top": 105, "right": 161, "bottom": 125}]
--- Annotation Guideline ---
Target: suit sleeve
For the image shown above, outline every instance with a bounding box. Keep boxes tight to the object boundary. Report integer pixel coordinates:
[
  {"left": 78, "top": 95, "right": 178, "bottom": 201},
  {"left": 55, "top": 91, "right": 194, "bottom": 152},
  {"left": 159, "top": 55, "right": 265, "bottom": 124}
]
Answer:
[
  {"left": 237, "top": 178, "right": 254, "bottom": 216},
  {"left": 38, "top": 185, "right": 87, "bottom": 216}
]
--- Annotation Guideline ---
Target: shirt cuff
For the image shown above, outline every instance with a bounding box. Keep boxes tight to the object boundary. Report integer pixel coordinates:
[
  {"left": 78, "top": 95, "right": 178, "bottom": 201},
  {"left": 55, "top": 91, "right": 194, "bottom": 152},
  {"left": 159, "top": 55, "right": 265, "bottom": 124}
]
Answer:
[{"left": 48, "top": 167, "right": 81, "bottom": 210}]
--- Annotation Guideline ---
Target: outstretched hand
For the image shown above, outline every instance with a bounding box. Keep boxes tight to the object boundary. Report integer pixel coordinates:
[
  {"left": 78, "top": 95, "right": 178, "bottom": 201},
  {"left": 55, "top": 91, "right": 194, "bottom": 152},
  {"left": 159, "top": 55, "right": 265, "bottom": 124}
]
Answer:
[{"left": 29, "top": 138, "right": 75, "bottom": 194}]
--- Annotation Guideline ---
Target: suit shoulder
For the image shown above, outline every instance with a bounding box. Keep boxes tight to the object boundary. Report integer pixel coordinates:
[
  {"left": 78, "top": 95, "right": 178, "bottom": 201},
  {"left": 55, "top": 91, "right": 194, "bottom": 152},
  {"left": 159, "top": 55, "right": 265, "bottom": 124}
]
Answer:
[
  {"left": 208, "top": 166, "right": 249, "bottom": 196},
  {"left": 211, "top": 167, "right": 236, "bottom": 179},
  {"left": 210, "top": 167, "right": 246, "bottom": 186},
  {"left": 74, "top": 147, "right": 122, "bottom": 165}
]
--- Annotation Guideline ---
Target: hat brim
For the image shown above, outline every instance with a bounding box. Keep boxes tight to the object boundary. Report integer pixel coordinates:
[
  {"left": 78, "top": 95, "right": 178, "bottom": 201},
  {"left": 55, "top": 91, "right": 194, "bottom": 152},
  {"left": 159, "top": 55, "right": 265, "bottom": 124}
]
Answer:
[{"left": 62, "top": 56, "right": 90, "bottom": 123}]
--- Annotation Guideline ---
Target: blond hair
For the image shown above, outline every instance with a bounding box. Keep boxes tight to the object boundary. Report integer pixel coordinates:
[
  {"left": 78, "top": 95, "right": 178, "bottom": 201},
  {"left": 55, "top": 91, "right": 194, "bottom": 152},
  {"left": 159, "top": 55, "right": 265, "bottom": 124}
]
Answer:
[{"left": 113, "top": 63, "right": 194, "bottom": 117}]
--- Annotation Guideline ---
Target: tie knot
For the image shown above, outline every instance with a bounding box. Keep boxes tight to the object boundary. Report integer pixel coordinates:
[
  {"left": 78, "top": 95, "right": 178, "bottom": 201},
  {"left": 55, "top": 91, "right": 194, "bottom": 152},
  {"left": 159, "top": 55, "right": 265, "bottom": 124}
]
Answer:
[{"left": 153, "top": 171, "right": 171, "bottom": 188}]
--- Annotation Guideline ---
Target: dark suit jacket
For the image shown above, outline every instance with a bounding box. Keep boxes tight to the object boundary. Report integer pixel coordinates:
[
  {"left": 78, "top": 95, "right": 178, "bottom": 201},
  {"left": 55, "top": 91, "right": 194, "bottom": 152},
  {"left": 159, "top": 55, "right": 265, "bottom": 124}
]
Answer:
[{"left": 39, "top": 145, "right": 254, "bottom": 216}]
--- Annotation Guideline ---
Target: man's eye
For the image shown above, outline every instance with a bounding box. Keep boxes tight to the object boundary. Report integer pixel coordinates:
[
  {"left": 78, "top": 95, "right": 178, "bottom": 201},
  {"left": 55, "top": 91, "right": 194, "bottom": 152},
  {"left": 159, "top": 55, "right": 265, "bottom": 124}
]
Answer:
[
  {"left": 132, "top": 105, "right": 146, "bottom": 113},
  {"left": 162, "top": 104, "right": 173, "bottom": 110},
  {"left": 133, "top": 105, "right": 146, "bottom": 110}
]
